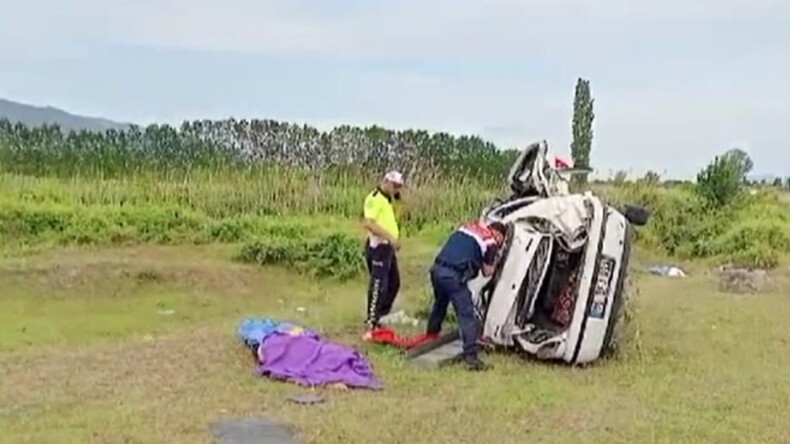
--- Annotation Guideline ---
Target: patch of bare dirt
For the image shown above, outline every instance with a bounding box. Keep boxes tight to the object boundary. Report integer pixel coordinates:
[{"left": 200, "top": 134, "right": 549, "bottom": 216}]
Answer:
[{"left": 716, "top": 265, "right": 772, "bottom": 294}]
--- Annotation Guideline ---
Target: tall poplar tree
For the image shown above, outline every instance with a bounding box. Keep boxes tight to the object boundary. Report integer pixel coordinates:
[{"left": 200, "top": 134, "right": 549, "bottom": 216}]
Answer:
[{"left": 570, "top": 78, "right": 595, "bottom": 185}]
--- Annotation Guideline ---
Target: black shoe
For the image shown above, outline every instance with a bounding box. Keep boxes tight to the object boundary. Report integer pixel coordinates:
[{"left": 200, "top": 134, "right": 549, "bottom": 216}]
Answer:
[{"left": 462, "top": 354, "right": 491, "bottom": 371}]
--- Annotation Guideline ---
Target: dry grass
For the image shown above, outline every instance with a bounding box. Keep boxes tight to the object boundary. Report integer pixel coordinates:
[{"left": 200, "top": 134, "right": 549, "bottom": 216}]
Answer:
[{"left": 1, "top": 240, "right": 790, "bottom": 444}]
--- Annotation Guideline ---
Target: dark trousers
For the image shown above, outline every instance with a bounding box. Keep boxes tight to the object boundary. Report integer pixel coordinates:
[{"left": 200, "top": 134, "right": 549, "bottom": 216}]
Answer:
[
  {"left": 365, "top": 241, "right": 400, "bottom": 328},
  {"left": 426, "top": 265, "right": 480, "bottom": 356}
]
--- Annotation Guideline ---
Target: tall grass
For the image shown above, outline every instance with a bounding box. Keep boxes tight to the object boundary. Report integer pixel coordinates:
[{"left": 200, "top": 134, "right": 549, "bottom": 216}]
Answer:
[
  {"left": 0, "top": 168, "right": 503, "bottom": 230},
  {"left": 1, "top": 119, "right": 788, "bottom": 269}
]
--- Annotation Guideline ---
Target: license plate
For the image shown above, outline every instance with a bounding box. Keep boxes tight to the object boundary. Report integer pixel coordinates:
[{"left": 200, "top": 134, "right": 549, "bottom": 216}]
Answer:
[{"left": 589, "top": 256, "right": 615, "bottom": 319}]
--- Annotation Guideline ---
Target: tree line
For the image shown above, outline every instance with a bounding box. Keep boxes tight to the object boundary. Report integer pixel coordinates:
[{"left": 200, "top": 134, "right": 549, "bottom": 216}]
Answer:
[
  {"left": 0, "top": 78, "right": 598, "bottom": 186},
  {"left": 4, "top": 76, "right": 783, "bottom": 194},
  {"left": 0, "top": 118, "right": 518, "bottom": 184}
]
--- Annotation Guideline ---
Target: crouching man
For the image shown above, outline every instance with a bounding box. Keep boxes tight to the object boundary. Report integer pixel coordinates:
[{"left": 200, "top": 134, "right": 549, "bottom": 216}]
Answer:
[{"left": 425, "top": 220, "right": 507, "bottom": 371}]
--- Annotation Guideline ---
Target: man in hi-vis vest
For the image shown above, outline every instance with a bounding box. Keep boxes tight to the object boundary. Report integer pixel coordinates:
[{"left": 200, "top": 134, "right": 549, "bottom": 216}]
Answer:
[{"left": 361, "top": 170, "right": 404, "bottom": 339}]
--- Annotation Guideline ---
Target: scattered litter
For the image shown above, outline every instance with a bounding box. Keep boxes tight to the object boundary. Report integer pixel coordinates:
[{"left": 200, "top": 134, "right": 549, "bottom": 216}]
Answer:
[
  {"left": 327, "top": 382, "right": 348, "bottom": 391},
  {"left": 157, "top": 309, "right": 175, "bottom": 316},
  {"left": 296, "top": 307, "right": 306, "bottom": 313},
  {"left": 647, "top": 264, "right": 687, "bottom": 277},
  {"left": 286, "top": 393, "right": 325, "bottom": 405},
  {"left": 380, "top": 310, "right": 420, "bottom": 327},
  {"left": 211, "top": 417, "right": 298, "bottom": 444}
]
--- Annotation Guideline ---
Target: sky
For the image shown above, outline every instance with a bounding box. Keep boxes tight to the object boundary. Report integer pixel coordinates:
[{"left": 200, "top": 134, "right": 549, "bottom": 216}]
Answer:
[{"left": 1, "top": 0, "right": 788, "bottom": 179}]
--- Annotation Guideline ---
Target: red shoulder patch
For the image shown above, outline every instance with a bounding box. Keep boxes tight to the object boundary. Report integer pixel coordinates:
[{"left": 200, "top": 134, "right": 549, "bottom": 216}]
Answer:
[{"left": 461, "top": 221, "right": 499, "bottom": 244}]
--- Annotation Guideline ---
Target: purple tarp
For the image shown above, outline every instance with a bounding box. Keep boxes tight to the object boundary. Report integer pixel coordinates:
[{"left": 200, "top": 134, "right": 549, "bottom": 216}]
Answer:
[{"left": 255, "top": 329, "right": 382, "bottom": 390}]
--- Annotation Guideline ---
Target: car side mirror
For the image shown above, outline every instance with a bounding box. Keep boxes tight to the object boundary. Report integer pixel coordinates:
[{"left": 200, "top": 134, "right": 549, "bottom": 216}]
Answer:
[{"left": 622, "top": 204, "right": 650, "bottom": 226}]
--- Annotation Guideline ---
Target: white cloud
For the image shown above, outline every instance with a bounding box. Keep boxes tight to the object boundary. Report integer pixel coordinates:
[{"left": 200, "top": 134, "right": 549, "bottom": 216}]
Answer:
[{"left": 3, "top": 0, "right": 787, "bottom": 58}]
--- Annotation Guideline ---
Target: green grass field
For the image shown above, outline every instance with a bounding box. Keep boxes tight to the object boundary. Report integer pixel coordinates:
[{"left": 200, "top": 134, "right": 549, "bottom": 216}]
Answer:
[
  {"left": 1, "top": 142, "right": 790, "bottom": 444},
  {"left": 2, "top": 222, "right": 790, "bottom": 444}
]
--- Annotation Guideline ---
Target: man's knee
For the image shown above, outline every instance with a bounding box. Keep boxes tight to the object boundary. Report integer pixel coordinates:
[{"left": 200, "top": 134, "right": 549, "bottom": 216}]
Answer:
[{"left": 453, "top": 286, "right": 475, "bottom": 310}]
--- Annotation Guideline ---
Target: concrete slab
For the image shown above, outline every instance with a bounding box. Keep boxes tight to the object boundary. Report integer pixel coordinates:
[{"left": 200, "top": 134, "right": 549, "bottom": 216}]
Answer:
[
  {"left": 212, "top": 417, "right": 298, "bottom": 444},
  {"left": 405, "top": 330, "right": 460, "bottom": 359},
  {"left": 409, "top": 339, "right": 465, "bottom": 369}
]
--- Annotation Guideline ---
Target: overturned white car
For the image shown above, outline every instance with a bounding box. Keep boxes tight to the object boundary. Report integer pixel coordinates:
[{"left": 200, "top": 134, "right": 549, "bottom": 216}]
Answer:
[{"left": 465, "top": 141, "right": 649, "bottom": 365}]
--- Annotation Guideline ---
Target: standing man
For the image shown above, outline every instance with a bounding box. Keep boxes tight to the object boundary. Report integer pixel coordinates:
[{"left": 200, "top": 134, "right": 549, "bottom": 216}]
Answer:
[
  {"left": 361, "top": 170, "right": 404, "bottom": 339},
  {"left": 425, "top": 219, "right": 507, "bottom": 371}
]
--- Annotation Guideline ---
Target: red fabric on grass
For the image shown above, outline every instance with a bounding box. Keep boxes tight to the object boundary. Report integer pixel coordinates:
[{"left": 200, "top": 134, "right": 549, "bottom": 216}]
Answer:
[{"left": 368, "top": 327, "right": 438, "bottom": 349}]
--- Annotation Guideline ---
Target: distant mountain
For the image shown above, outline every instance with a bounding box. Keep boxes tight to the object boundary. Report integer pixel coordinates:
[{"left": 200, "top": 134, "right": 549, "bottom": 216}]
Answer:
[{"left": 0, "top": 98, "right": 131, "bottom": 132}]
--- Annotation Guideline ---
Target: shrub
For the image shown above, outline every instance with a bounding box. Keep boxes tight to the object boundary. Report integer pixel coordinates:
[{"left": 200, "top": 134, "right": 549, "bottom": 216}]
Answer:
[
  {"left": 602, "top": 179, "right": 790, "bottom": 268},
  {"left": 722, "top": 246, "right": 780, "bottom": 270},
  {"left": 711, "top": 220, "right": 789, "bottom": 269},
  {"left": 639, "top": 171, "right": 661, "bottom": 186},
  {"left": 236, "top": 233, "right": 365, "bottom": 281},
  {"left": 612, "top": 170, "right": 628, "bottom": 185},
  {"left": 608, "top": 182, "right": 720, "bottom": 256},
  {"left": 0, "top": 198, "right": 325, "bottom": 248},
  {"left": 306, "top": 234, "right": 366, "bottom": 280},
  {"left": 695, "top": 149, "right": 751, "bottom": 208},
  {"left": 236, "top": 238, "right": 305, "bottom": 266}
]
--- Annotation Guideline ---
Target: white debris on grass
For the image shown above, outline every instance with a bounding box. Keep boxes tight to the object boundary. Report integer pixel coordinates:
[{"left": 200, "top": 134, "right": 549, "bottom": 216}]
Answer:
[
  {"left": 380, "top": 310, "right": 420, "bottom": 327},
  {"left": 647, "top": 264, "right": 687, "bottom": 277}
]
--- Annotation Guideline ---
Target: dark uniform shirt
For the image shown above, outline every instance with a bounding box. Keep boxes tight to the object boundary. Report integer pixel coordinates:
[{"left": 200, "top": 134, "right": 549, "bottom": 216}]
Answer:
[{"left": 434, "top": 221, "right": 500, "bottom": 280}]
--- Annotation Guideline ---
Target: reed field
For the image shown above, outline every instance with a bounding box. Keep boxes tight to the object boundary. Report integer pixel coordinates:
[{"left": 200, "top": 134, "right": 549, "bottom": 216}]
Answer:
[{"left": 1, "top": 119, "right": 790, "bottom": 443}]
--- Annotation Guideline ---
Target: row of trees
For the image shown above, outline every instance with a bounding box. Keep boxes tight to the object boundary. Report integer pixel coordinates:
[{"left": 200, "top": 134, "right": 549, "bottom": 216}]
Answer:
[
  {"left": 0, "top": 118, "right": 518, "bottom": 184},
  {"left": 0, "top": 78, "right": 596, "bottom": 184},
  {"left": 753, "top": 177, "right": 790, "bottom": 189},
  {"left": 3, "top": 77, "right": 782, "bottom": 203}
]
